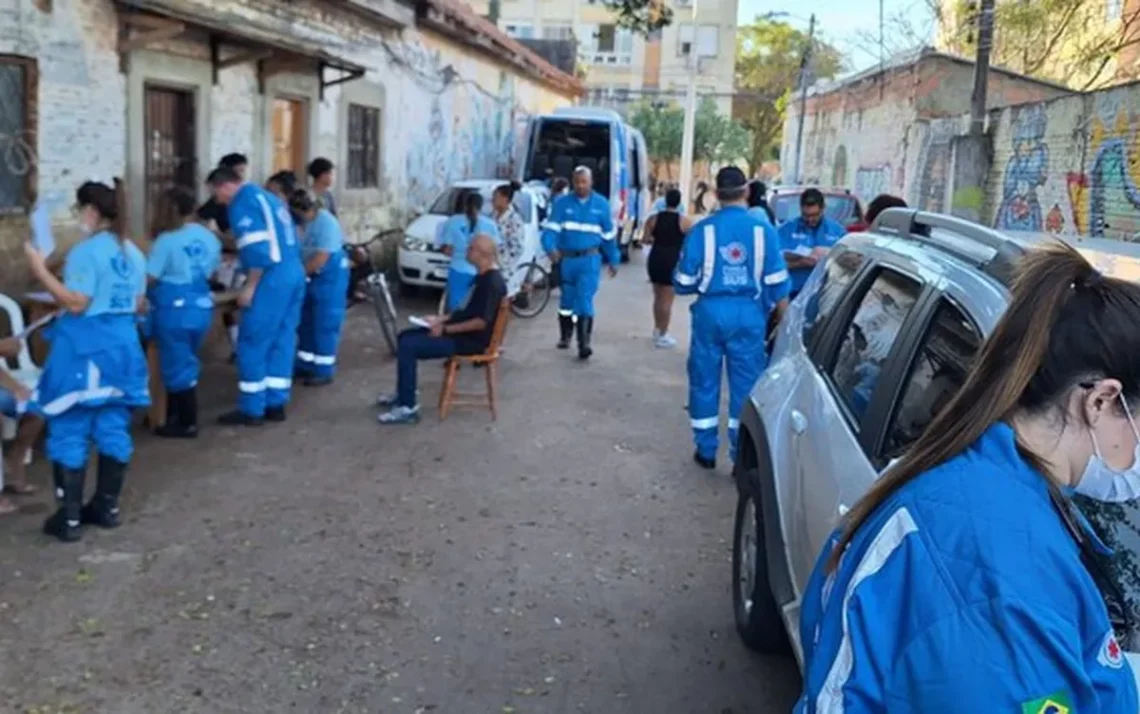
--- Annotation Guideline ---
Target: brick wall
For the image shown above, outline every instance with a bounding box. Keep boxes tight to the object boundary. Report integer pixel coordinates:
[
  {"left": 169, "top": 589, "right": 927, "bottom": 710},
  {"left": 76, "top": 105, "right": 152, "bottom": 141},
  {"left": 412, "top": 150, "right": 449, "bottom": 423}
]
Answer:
[{"left": 0, "top": 0, "right": 575, "bottom": 293}]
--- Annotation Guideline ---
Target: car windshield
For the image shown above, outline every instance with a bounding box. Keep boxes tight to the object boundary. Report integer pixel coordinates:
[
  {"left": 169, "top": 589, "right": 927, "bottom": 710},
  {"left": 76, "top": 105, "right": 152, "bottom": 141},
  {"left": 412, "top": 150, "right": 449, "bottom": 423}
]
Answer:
[
  {"left": 428, "top": 187, "right": 496, "bottom": 217},
  {"left": 773, "top": 193, "right": 860, "bottom": 226}
]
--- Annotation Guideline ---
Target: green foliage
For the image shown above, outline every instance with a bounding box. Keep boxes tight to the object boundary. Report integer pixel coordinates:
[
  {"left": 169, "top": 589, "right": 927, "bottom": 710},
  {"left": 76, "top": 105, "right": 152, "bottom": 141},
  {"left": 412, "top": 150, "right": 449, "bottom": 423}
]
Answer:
[
  {"left": 627, "top": 98, "right": 752, "bottom": 171},
  {"left": 734, "top": 17, "right": 844, "bottom": 170},
  {"left": 601, "top": 0, "right": 672, "bottom": 35}
]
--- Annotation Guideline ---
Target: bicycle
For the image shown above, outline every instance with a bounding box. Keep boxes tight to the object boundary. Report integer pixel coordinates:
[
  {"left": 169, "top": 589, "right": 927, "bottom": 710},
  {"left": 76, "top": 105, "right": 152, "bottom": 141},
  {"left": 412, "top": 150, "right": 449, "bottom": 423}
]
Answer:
[
  {"left": 346, "top": 228, "right": 402, "bottom": 357},
  {"left": 436, "top": 254, "right": 554, "bottom": 320}
]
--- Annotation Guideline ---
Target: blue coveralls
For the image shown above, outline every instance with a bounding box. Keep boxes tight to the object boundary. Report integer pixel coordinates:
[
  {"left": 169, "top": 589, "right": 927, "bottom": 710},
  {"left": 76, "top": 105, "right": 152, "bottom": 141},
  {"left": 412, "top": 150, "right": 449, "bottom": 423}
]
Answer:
[
  {"left": 795, "top": 422, "right": 1139, "bottom": 713},
  {"left": 777, "top": 215, "right": 846, "bottom": 295},
  {"left": 295, "top": 209, "right": 350, "bottom": 379},
  {"left": 228, "top": 183, "right": 306, "bottom": 417},
  {"left": 674, "top": 206, "right": 789, "bottom": 463},
  {"left": 146, "top": 223, "right": 221, "bottom": 391},
  {"left": 30, "top": 232, "right": 150, "bottom": 469},
  {"left": 437, "top": 214, "right": 501, "bottom": 312},
  {"left": 541, "top": 192, "right": 620, "bottom": 319}
]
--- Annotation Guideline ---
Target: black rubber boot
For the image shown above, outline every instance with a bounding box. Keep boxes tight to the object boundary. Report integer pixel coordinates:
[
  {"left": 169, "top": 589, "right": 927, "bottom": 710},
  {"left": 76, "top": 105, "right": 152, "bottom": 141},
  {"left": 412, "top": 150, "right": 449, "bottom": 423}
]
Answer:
[
  {"left": 80, "top": 455, "right": 126, "bottom": 529},
  {"left": 577, "top": 317, "right": 594, "bottom": 360},
  {"left": 218, "top": 409, "right": 263, "bottom": 427},
  {"left": 264, "top": 405, "right": 287, "bottom": 422},
  {"left": 155, "top": 390, "right": 198, "bottom": 439},
  {"left": 557, "top": 315, "right": 574, "bottom": 349},
  {"left": 43, "top": 463, "right": 84, "bottom": 542},
  {"left": 693, "top": 451, "right": 716, "bottom": 470}
]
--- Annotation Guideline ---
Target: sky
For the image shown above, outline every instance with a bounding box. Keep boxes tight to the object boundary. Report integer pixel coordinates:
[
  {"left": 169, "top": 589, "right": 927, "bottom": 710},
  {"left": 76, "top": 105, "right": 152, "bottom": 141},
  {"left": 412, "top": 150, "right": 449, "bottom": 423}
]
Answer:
[{"left": 736, "top": 0, "right": 936, "bottom": 72}]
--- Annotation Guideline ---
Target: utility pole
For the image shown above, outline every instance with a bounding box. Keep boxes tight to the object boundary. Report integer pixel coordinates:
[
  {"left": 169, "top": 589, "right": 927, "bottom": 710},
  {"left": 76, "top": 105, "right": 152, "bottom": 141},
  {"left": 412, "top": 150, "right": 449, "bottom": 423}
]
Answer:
[
  {"left": 969, "top": 0, "right": 995, "bottom": 137},
  {"left": 792, "top": 13, "right": 816, "bottom": 185},
  {"left": 678, "top": 0, "right": 699, "bottom": 208}
]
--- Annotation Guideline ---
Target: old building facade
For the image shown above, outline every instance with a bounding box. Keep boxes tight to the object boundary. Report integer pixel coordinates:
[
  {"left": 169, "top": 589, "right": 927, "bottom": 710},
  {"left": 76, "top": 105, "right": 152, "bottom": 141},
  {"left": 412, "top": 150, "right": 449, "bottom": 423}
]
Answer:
[{"left": 0, "top": 0, "right": 579, "bottom": 288}]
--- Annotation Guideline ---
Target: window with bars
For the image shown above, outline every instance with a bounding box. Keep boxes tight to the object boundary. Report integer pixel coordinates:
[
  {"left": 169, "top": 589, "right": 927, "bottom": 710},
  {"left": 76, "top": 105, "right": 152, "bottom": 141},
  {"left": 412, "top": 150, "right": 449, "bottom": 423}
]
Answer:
[
  {"left": 347, "top": 104, "right": 381, "bottom": 189},
  {"left": 0, "top": 55, "right": 36, "bottom": 212}
]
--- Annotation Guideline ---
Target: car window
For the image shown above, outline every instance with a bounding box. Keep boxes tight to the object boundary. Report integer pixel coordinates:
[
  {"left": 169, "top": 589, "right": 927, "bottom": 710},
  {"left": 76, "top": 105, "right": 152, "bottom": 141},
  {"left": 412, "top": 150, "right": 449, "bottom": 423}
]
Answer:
[
  {"left": 802, "top": 249, "right": 866, "bottom": 351},
  {"left": 828, "top": 269, "right": 922, "bottom": 427},
  {"left": 772, "top": 194, "right": 860, "bottom": 225},
  {"left": 1077, "top": 500, "right": 1140, "bottom": 648},
  {"left": 428, "top": 187, "right": 496, "bottom": 216},
  {"left": 883, "top": 300, "right": 982, "bottom": 458}
]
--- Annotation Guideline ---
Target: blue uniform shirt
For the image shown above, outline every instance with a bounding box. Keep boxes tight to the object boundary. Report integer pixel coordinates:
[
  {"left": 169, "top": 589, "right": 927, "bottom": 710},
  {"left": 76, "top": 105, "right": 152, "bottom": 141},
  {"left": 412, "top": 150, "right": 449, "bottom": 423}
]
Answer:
[
  {"left": 747, "top": 206, "right": 775, "bottom": 229},
  {"left": 795, "top": 422, "right": 1139, "bottom": 713},
  {"left": 228, "top": 183, "right": 299, "bottom": 272},
  {"left": 301, "top": 208, "right": 344, "bottom": 263},
  {"left": 777, "top": 215, "right": 846, "bottom": 293},
  {"left": 438, "top": 214, "right": 501, "bottom": 275},
  {"left": 541, "top": 191, "right": 621, "bottom": 265},
  {"left": 65, "top": 231, "right": 147, "bottom": 316},
  {"left": 673, "top": 206, "right": 790, "bottom": 312},
  {"left": 147, "top": 222, "right": 221, "bottom": 287}
]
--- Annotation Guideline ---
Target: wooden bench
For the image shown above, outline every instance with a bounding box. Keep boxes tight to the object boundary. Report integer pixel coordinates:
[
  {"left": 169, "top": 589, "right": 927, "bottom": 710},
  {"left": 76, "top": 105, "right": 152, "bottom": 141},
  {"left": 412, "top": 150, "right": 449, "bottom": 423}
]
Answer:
[{"left": 437, "top": 297, "right": 511, "bottom": 421}]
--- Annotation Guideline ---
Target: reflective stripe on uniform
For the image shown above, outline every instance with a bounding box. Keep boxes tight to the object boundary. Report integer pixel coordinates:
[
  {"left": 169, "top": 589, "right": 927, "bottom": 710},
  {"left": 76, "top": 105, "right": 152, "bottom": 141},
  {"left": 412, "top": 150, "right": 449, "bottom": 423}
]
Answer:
[
  {"left": 542, "top": 222, "right": 563, "bottom": 232},
  {"left": 563, "top": 221, "right": 604, "bottom": 234},
  {"left": 698, "top": 225, "right": 716, "bottom": 294},
  {"left": 312, "top": 354, "right": 336, "bottom": 366},
  {"left": 753, "top": 226, "right": 765, "bottom": 297},
  {"left": 675, "top": 272, "right": 699, "bottom": 286},
  {"left": 254, "top": 192, "right": 283, "bottom": 264},
  {"left": 236, "top": 231, "right": 270, "bottom": 249},
  {"left": 265, "top": 376, "right": 292, "bottom": 390},
  {"left": 239, "top": 380, "right": 266, "bottom": 393},
  {"left": 815, "top": 507, "right": 919, "bottom": 713},
  {"left": 728, "top": 418, "right": 740, "bottom": 430},
  {"left": 297, "top": 351, "right": 316, "bottom": 363},
  {"left": 765, "top": 269, "right": 790, "bottom": 285},
  {"left": 690, "top": 416, "right": 718, "bottom": 430}
]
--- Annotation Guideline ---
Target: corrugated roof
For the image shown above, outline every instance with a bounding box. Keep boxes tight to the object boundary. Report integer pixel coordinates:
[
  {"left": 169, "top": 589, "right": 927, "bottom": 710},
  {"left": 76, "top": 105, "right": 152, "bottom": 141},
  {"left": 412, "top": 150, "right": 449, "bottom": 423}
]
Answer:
[{"left": 425, "top": 0, "right": 583, "bottom": 95}]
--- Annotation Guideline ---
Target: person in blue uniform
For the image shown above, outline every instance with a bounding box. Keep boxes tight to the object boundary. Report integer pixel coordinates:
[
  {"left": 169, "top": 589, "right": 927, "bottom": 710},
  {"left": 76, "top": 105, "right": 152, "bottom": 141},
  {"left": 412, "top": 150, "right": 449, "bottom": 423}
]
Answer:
[
  {"left": 674, "top": 167, "right": 790, "bottom": 470},
  {"left": 289, "top": 190, "right": 349, "bottom": 386},
  {"left": 207, "top": 166, "right": 306, "bottom": 425},
  {"left": 147, "top": 186, "right": 221, "bottom": 438},
  {"left": 23, "top": 179, "right": 149, "bottom": 542},
  {"left": 776, "top": 188, "right": 846, "bottom": 298},
  {"left": 795, "top": 243, "right": 1140, "bottom": 713},
  {"left": 437, "top": 192, "right": 500, "bottom": 313},
  {"left": 541, "top": 166, "right": 620, "bottom": 360}
]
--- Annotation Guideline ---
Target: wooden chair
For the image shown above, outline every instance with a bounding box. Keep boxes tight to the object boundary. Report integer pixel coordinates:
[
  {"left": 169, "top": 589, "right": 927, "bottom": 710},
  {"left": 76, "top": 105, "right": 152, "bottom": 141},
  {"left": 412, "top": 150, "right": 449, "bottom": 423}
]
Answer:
[{"left": 438, "top": 298, "right": 511, "bottom": 421}]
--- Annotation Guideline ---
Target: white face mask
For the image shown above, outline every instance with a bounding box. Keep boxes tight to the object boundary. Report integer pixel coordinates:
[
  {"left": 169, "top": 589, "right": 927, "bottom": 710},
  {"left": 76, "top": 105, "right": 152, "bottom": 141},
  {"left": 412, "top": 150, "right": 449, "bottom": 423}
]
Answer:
[{"left": 1074, "top": 394, "right": 1140, "bottom": 502}]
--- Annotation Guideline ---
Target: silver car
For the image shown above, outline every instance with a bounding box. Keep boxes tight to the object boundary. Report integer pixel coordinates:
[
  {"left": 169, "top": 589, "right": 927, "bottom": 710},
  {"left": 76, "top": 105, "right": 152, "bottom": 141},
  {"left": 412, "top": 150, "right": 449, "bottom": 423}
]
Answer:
[{"left": 731, "top": 209, "right": 1140, "bottom": 683}]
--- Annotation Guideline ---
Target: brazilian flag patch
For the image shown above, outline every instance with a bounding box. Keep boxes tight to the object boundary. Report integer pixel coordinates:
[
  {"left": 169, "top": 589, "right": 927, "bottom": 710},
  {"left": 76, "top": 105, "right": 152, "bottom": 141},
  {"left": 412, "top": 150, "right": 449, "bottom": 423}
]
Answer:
[{"left": 1020, "top": 691, "right": 1073, "bottom": 714}]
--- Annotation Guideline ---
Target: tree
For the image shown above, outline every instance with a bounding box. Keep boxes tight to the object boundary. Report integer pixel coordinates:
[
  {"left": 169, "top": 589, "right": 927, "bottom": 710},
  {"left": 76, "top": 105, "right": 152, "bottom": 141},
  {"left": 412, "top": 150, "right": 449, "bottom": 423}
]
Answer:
[
  {"left": 853, "top": 0, "right": 1140, "bottom": 90},
  {"left": 601, "top": 0, "right": 672, "bottom": 35},
  {"left": 734, "top": 18, "right": 844, "bottom": 172},
  {"left": 694, "top": 98, "right": 752, "bottom": 167},
  {"left": 628, "top": 100, "right": 684, "bottom": 177}
]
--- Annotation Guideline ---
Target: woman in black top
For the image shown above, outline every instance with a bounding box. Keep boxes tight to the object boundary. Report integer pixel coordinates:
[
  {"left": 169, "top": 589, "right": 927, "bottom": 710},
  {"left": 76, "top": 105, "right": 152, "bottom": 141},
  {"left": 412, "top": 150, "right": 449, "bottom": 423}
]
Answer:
[{"left": 641, "top": 189, "right": 692, "bottom": 348}]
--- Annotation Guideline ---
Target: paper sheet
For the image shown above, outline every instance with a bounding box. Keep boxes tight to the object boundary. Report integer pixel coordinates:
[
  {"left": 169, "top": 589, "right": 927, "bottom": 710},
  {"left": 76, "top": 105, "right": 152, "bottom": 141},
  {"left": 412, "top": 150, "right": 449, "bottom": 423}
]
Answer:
[
  {"left": 792, "top": 245, "right": 813, "bottom": 257},
  {"left": 30, "top": 196, "right": 59, "bottom": 257},
  {"left": 408, "top": 315, "right": 433, "bottom": 329}
]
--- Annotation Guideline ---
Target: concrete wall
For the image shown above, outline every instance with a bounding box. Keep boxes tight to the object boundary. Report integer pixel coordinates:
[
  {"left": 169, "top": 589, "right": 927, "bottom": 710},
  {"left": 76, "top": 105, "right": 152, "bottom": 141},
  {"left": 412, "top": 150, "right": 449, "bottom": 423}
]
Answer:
[{"left": 0, "top": 0, "right": 574, "bottom": 290}]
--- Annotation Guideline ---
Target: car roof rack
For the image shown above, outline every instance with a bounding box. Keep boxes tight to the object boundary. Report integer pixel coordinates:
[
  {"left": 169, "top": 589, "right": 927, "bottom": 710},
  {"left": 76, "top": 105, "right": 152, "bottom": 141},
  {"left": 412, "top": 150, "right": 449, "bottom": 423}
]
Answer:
[{"left": 871, "top": 208, "right": 1026, "bottom": 286}]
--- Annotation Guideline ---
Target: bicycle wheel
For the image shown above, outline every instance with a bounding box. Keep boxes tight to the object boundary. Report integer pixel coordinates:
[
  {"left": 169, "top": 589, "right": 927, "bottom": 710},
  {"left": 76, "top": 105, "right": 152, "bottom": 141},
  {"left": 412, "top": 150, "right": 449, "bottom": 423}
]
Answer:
[
  {"left": 509, "top": 261, "right": 552, "bottom": 319},
  {"left": 369, "top": 273, "right": 399, "bottom": 357}
]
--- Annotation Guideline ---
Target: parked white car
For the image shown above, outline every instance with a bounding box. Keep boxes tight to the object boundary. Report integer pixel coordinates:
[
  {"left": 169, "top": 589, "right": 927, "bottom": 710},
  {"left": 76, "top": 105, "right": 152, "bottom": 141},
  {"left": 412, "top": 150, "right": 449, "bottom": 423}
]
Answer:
[{"left": 397, "top": 179, "right": 543, "bottom": 296}]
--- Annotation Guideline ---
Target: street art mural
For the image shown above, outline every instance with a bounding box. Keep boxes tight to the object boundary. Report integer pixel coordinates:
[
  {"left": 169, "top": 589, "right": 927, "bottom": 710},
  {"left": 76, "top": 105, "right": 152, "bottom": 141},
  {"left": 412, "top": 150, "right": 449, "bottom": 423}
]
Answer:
[
  {"left": 854, "top": 165, "right": 891, "bottom": 203},
  {"left": 913, "top": 120, "right": 957, "bottom": 213},
  {"left": 1066, "top": 108, "right": 1140, "bottom": 237},
  {"left": 398, "top": 40, "right": 530, "bottom": 210},
  {"left": 994, "top": 105, "right": 1049, "bottom": 231}
]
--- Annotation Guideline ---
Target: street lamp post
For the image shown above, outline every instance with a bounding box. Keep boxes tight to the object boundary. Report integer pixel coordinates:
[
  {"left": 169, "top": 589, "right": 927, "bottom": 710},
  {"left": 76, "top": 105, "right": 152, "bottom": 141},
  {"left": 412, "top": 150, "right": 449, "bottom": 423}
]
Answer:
[
  {"left": 678, "top": 0, "right": 699, "bottom": 208},
  {"left": 792, "top": 13, "right": 816, "bottom": 185}
]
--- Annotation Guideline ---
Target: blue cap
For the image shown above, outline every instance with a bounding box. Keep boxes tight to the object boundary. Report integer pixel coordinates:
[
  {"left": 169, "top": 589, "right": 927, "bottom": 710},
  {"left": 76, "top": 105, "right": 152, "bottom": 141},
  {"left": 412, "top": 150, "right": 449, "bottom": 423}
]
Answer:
[{"left": 715, "top": 166, "right": 748, "bottom": 191}]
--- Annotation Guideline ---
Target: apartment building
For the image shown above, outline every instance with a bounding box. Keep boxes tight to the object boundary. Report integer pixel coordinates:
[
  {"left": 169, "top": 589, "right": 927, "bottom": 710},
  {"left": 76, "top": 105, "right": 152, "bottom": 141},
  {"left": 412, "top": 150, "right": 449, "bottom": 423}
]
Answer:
[{"left": 468, "top": 0, "right": 738, "bottom": 115}]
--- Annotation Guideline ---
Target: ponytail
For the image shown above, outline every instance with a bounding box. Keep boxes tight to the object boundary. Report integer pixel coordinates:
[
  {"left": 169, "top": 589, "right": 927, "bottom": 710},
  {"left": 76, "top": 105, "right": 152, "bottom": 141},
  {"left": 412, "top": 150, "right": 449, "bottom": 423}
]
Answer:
[
  {"left": 464, "top": 192, "right": 484, "bottom": 233},
  {"left": 111, "top": 177, "right": 127, "bottom": 239},
  {"left": 828, "top": 242, "right": 1114, "bottom": 571}
]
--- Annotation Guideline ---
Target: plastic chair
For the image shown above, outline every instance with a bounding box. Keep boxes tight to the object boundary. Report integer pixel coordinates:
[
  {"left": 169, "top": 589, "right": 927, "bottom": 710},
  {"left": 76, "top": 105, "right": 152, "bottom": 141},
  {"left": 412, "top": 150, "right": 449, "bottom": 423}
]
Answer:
[{"left": 0, "top": 293, "right": 43, "bottom": 480}]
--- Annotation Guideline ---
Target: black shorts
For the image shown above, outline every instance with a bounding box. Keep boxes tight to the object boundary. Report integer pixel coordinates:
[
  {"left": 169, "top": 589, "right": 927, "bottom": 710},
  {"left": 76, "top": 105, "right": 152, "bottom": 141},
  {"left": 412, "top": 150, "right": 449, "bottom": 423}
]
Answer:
[{"left": 647, "top": 246, "right": 681, "bottom": 286}]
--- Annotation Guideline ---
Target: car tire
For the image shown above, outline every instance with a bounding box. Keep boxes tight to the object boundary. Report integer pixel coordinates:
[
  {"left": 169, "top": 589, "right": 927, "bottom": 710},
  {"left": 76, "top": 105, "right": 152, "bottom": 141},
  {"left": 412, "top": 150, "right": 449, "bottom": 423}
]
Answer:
[
  {"left": 732, "top": 480, "right": 792, "bottom": 654},
  {"left": 398, "top": 280, "right": 418, "bottom": 297}
]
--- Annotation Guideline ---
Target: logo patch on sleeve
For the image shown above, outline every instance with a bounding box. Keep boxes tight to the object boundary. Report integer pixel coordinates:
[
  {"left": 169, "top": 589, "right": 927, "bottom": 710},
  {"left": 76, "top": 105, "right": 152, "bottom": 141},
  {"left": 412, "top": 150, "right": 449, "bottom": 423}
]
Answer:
[
  {"left": 1098, "top": 630, "right": 1124, "bottom": 669},
  {"left": 1020, "top": 691, "right": 1072, "bottom": 714}
]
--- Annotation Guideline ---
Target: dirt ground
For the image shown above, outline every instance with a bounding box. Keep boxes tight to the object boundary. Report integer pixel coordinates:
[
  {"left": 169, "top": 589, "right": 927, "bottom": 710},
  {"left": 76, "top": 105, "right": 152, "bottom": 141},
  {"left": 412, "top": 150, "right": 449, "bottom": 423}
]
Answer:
[{"left": 0, "top": 260, "right": 801, "bottom": 714}]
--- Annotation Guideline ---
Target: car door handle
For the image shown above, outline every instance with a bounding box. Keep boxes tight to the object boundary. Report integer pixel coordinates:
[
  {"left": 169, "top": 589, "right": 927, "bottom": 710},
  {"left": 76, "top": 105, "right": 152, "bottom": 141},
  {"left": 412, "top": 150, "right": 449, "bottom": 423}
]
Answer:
[{"left": 790, "top": 409, "right": 807, "bottom": 435}]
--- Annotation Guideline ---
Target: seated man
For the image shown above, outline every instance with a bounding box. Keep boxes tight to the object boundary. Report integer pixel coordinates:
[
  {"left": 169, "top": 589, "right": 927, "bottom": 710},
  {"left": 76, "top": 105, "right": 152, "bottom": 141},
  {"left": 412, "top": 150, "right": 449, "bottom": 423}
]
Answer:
[
  {"left": 376, "top": 234, "right": 506, "bottom": 425},
  {"left": 0, "top": 335, "right": 45, "bottom": 515}
]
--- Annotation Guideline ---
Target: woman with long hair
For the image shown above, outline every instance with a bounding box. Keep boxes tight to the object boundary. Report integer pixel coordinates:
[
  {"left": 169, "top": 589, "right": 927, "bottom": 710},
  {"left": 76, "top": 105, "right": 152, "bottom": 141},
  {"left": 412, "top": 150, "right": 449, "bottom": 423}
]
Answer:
[
  {"left": 23, "top": 179, "right": 149, "bottom": 542},
  {"left": 437, "top": 191, "right": 500, "bottom": 312},
  {"left": 147, "top": 186, "right": 221, "bottom": 438},
  {"left": 641, "top": 188, "right": 692, "bottom": 348},
  {"left": 492, "top": 181, "right": 525, "bottom": 276},
  {"left": 746, "top": 180, "right": 776, "bottom": 225},
  {"left": 693, "top": 180, "right": 710, "bottom": 215},
  {"left": 289, "top": 189, "right": 350, "bottom": 386},
  {"left": 794, "top": 243, "right": 1140, "bottom": 711}
]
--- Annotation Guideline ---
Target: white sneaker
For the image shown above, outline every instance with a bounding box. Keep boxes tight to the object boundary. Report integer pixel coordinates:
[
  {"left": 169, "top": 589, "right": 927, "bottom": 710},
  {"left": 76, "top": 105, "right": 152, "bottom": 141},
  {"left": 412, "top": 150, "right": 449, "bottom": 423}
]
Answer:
[
  {"left": 654, "top": 333, "right": 677, "bottom": 349},
  {"left": 377, "top": 404, "right": 421, "bottom": 424},
  {"left": 377, "top": 390, "right": 418, "bottom": 407}
]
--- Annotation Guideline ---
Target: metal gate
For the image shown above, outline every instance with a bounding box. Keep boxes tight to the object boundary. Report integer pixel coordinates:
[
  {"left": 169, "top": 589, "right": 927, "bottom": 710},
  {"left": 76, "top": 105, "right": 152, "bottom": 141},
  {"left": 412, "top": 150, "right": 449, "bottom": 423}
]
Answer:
[{"left": 144, "top": 85, "right": 196, "bottom": 232}]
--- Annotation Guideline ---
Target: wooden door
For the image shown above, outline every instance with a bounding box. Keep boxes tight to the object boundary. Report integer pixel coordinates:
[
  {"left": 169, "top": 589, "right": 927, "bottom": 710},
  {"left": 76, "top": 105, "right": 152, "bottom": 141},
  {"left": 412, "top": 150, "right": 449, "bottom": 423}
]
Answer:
[
  {"left": 271, "top": 98, "right": 306, "bottom": 174},
  {"left": 144, "top": 86, "right": 197, "bottom": 233}
]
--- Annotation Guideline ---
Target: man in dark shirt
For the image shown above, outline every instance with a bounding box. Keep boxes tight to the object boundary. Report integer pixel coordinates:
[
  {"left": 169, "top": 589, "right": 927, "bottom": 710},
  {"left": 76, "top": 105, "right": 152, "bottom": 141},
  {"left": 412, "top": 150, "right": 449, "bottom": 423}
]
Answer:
[
  {"left": 197, "top": 153, "right": 248, "bottom": 235},
  {"left": 376, "top": 234, "right": 507, "bottom": 424}
]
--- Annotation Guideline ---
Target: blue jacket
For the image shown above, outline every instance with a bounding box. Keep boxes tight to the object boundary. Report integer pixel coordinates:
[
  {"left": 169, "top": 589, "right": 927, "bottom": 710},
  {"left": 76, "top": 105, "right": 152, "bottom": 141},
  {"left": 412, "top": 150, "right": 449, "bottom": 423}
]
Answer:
[
  {"left": 673, "top": 206, "right": 790, "bottom": 312},
  {"left": 777, "top": 215, "right": 846, "bottom": 293},
  {"left": 228, "top": 183, "right": 302, "bottom": 275},
  {"left": 541, "top": 191, "right": 620, "bottom": 265},
  {"left": 795, "top": 422, "right": 1138, "bottom": 713}
]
